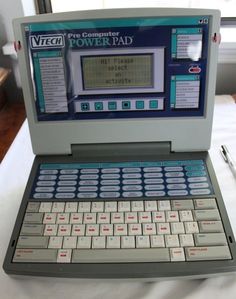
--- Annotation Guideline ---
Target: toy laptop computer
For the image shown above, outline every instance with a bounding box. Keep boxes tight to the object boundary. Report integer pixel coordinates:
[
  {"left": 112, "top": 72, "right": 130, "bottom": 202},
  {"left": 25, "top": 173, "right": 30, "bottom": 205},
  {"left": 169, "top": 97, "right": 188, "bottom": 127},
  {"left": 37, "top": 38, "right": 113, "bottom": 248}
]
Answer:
[{"left": 3, "top": 8, "right": 236, "bottom": 279}]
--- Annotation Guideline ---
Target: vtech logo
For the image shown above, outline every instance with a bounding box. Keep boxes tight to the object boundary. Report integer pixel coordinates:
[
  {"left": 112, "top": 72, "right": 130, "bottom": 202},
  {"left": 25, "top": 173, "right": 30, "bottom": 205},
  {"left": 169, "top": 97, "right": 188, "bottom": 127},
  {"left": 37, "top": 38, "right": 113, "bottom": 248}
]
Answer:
[{"left": 30, "top": 34, "right": 65, "bottom": 49}]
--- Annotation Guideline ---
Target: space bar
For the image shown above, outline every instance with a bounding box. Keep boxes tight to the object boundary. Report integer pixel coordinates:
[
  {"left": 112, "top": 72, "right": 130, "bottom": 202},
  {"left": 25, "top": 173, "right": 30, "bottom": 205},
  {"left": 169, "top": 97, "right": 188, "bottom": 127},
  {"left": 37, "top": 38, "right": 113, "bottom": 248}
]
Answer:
[{"left": 72, "top": 248, "right": 170, "bottom": 263}]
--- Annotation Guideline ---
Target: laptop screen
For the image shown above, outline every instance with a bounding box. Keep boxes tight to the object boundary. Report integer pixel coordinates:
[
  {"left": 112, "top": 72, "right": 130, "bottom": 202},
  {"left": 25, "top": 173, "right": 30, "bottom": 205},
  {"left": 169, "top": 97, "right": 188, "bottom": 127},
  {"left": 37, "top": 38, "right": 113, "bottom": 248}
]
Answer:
[{"left": 25, "top": 15, "right": 210, "bottom": 122}]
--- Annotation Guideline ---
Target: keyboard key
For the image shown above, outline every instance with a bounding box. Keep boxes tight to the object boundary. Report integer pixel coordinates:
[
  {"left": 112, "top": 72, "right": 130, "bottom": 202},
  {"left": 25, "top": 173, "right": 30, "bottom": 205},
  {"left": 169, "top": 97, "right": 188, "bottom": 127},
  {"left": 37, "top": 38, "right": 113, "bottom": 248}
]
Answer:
[
  {"left": 86, "top": 224, "right": 99, "bottom": 236},
  {"left": 199, "top": 221, "right": 224, "bottom": 233},
  {"left": 166, "top": 211, "right": 179, "bottom": 222},
  {"left": 59, "top": 175, "right": 78, "bottom": 180},
  {"left": 145, "top": 201, "right": 157, "bottom": 211},
  {"left": 136, "top": 236, "right": 150, "bottom": 248},
  {"left": 78, "top": 193, "right": 98, "bottom": 199},
  {"left": 194, "top": 198, "right": 217, "bottom": 209},
  {"left": 143, "top": 223, "right": 156, "bottom": 235},
  {"left": 107, "top": 236, "right": 120, "bottom": 248},
  {"left": 77, "top": 236, "right": 91, "bottom": 249},
  {"left": 39, "top": 202, "right": 52, "bottom": 212},
  {"left": 34, "top": 193, "right": 53, "bottom": 199},
  {"left": 111, "top": 212, "right": 124, "bottom": 224},
  {"left": 122, "top": 168, "right": 141, "bottom": 173},
  {"left": 100, "top": 192, "right": 120, "bottom": 198},
  {"left": 97, "top": 213, "right": 111, "bottom": 224},
  {"left": 101, "top": 168, "right": 120, "bottom": 173},
  {"left": 150, "top": 235, "right": 165, "bottom": 247},
  {"left": 138, "top": 212, "right": 152, "bottom": 223},
  {"left": 171, "top": 200, "right": 194, "bottom": 210},
  {"left": 121, "top": 236, "right": 135, "bottom": 248},
  {"left": 128, "top": 223, "right": 142, "bottom": 235},
  {"left": 125, "top": 212, "right": 138, "bottom": 223},
  {"left": 21, "top": 224, "right": 44, "bottom": 236},
  {"left": 105, "top": 201, "right": 117, "bottom": 212},
  {"left": 92, "top": 236, "right": 106, "bottom": 249},
  {"left": 48, "top": 236, "right": 63, "bottom": 248},
  {"left": 56, "top": 213, "right": 70, "bottom": 224},
  {"left": 78, "top": 202, "right": 91, "bottom": 212},
  {"left": 170, "top": 247, "right": 185, "bottom": 262},
  {"left": 194, "top": 233, "right": 228, "bottom": 246},
  {"left": 65, "top": 202, "right": 78, "bottom": 212},
  {"left": 58, "top": 224, "right": 71, "bottom": 236},
  {"left": 80, "top": 174, "right": 99, "bottom": 180},
  {"left": 165, "top": 235, "right": 179, "bottom": 247},
  {"left": 55, "top": 193, "right": 75, "bottom": 199},
  {"left": 157, "top": 223, "right": 170, "bottom": 235},
  {"left": 179, "top": 234, "right": 194, "bottom": 247},
  {"left": 122, "top": 179, "right": 142, "bottom": 185},
  {"left": 81, "top": 168, "right": 99, "bottom": 174},
  {"left": 184, "top": 222, "right": 199, "bottom": 234},
  {"left": 78, "top": 186, "right": 98, "bottom": 192},
  {"left": 57, "top": 249, "right": 72, "bottom": 263},
  {"left": 179, "top": 210, "right": 193, "bottom": 222},
  {"left": 143, "top": 167, "right": 162, "bottom": 172},
  {"left": 17, "top": 236, "right": 49, "bottom": 248},
  {"left": 60, "top": 169, "right": 78, "bottom": 174},
  {"left": 43, "top": 213, "right": 57, "bottom": 224},
  {"left": 52, "top": 202, "right": 65, "bottom": 213},
  {"left": 152, "top": 211, "right": 165, "bottom": 222},
  {"left": 44, "top": 224, "right": 58, "bottom": 236},
  {"left": 83, "top": 213, "right": 97, "bottom": 224},
  {"left": 63, "top": 236, "right": 77, "bottom": 249},
  {"left": 91, "top": 202, "right": 104, "bottom": 212},
  {"left": 193, "top": 209, "right": 221, "bottom": 221},
  {"left": 71, "top": 224, "right": 85, "bottom": 236},
  {"left": 100, "top": 224, "right": 113, "bottom": 236},
  {"left": 118, "top": 201, "right": 131, "bottom": 212},
  {"left": 72, "top": 248, "right": 170, "bottom": 263},
  {"left": 158, "top": 200, "right": 171, "bottom": 211},
  {"left": 171, "top": 222, "right": 185, "bottom": 234},
  {"left": 145, "top": 191, "right": 166, "bottom": 197},
  {"left": 13, "top": 249, "right": 57, "bottom": 262},
  {"left": 185, "top": 246, "right": 231, "bottom": 261},
  {"left": 70, "top": 213, "right": 83, "bottom": 224},
  {"left": 131, "top": 201, "right": 144, "bottom": 212},
  {"left": 114, "top": 224, "right": 127, "bottom": 236},
  {"left": 24, "top": 213, "right": 44, "bottom": 224},
  {"left": 101, "top": 174, "right": 120, "bottom": 179},
  {"left": 26, "top": 202, "right": 40, "bottom": 213},
  {"left": 123, "top": 173, "right": 142, "bottom": 179}
]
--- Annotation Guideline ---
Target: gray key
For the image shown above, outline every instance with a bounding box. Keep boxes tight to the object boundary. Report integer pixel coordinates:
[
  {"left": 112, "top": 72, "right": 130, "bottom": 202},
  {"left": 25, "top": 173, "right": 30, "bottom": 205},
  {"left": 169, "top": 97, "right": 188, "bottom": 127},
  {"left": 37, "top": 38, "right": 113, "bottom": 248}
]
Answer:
[
  {"left": 194, "top": 209, "right": 221, "bottom": 221},
  {"left": 17, "top": 236, "right": 49, "bottom": 248},
  {"left": 24, "top": 213, "right": 44, "bottom": 224},
  {"left": 185, "top": 246, "right": 231, "bottom": 261},
  {"left": 199, "top": 221, "right": 224, "bottom": 233},
  {"left": 194, "top": 198, "right": 217, "bottom": 209},
  {"left": 194, "top": 233, "right": 228, "bottom": 246},
  {"left": 26, "top": 202, "right": 40, "bottom": 212},
  {"left": 20, "top": 224, "right": 44, "bottom": 236},
  {"left": 13, "top": 249, "right": 57, "bottom": 262},
  {"left": 171, "top": 200, "right": 194, "bottom": 210},
  {"left": 72, "top": 248, "right": 170, "bottom": 263}
]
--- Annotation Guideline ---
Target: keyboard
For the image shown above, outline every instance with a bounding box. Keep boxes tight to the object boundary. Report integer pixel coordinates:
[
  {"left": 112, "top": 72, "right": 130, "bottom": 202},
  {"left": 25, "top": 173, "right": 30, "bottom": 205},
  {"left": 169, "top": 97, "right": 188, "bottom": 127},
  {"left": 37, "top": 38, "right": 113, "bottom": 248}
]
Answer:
[{"left": 14, "top": 198, "right": 231, "bottom": 263}]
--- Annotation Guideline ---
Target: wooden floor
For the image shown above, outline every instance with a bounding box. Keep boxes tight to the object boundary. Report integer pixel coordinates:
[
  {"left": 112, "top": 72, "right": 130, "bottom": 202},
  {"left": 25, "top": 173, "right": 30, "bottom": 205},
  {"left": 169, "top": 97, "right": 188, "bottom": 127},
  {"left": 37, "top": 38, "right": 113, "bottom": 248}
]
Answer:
[{"left": 0, "top": 101, "right": 26, "bottom": 162}]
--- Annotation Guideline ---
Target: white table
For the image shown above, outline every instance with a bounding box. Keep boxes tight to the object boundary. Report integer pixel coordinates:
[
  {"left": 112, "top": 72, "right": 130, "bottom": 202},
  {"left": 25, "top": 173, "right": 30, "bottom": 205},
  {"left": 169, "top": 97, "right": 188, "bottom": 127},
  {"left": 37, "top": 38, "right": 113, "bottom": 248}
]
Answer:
[{"left": 1, "top": 95, "right": 236, "bottom": 299}]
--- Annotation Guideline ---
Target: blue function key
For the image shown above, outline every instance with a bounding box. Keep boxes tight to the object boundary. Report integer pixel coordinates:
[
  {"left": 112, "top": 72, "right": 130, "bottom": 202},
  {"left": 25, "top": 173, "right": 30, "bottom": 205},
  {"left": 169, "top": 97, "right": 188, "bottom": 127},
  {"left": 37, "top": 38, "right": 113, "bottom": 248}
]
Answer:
[
  {"left": 94, "top": 102, "right": 103, "bottom": 111},
  {"left": 122, "top": 101, "right": 131, "bottom": 110},
  {"left": 81, "top": 102, "right": 90, "bottom": 111},
  {"left": 149, "top": 100, "right": 158, "bottom": 109},
  {"left": 108, "top": 101, "right": 117, "bottom": 110},
  {"left": 135, "top": 100, "right": 144, "bottom": 109}
]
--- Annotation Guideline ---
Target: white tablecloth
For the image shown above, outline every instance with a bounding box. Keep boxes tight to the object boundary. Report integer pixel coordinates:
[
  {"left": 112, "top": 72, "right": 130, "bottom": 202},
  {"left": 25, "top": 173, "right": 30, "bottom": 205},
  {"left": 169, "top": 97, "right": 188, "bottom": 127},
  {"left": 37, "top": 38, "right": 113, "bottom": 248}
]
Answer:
[{"left": 0, "top": 95, "right": 236, "bottom": 299}]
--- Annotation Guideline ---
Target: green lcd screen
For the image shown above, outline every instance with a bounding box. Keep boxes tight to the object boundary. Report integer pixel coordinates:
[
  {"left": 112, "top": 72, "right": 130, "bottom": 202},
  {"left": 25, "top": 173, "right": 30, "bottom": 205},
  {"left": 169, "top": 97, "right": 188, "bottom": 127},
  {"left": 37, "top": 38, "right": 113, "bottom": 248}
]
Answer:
[{"left": 81, "top": 54, "right": 153, "bottom": 90}]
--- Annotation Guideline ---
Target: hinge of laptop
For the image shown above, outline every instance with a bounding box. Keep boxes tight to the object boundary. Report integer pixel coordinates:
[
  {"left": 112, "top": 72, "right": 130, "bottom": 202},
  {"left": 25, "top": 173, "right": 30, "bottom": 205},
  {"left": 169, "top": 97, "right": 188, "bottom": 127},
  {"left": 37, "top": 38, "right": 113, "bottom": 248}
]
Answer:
[{"left": 71, "top": 142, "right": 171, "bottom": 161}]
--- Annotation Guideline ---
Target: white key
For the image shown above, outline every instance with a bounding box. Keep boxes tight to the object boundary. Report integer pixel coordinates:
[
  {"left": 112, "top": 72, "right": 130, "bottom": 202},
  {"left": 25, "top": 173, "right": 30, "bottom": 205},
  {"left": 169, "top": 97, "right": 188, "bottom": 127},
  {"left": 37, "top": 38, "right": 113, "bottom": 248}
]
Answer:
[
  {"left": 105, "top": 201, "right": 117, "bottom": 212},
  {"left": 123, "top": 191, "right": 143, "bottom": 198},
  {"left": 128, "top": 223, "right": 142, "bottom": 235},
  {"left": 102, "top": 168, "right": 120, "bottom": 173},
  {"left": 167, "top": 184, "right": 187, "bottom": 190},
  {"left": 107, "top": 236, "right": 120, "bottom": 248},
  {"left": 39, "top": 202, "right": 52, "bottom": 212},
  {"left": 78, "top": 186, "right": 98, "bottom": 192},
  {"left": 122, "top": 168, "right": 141, "bottom": 173},
  {"left": 185, "top": 222, "right": 199, "bottom": 234},
  {"left": 91, "top": 202, "right": 104, "bottom": 212},
  {"left": 38, "top": 175, "right": 57, "bottom": 180},
  {"left": 80, "top": 174, "right": 99, "bottom": 180},
  {"left": 179, "top": 210, "right": 193, "bottom": 222},
  {"left": 60, "top": 169, "right": 78, "bottom": 174},
  {"left": 145, "top": 201, "right": 157, "bottom": 211},
  {"left": 144, "top": 175, "right": 163, "bottom": 180},
  {"left": 179, "top": 234, "right": 194, "bottom": 247},
  {"left": 63, "top": 236, "right": 77, "bottom": 249},
  {"left": 122, "top": 173, "right": 142, "bottom": 179},
  {"left": 70, "top": 213, "right": 83, "bottom": 224},
  {"left": 100, "top": 186, "right": 120, "bottom": 192},
  {"left": 58, "top": 224, "right": 71, "bottom": 236},
  {"left": 170, "top": 248, "right": 185, "bottom": 262},
  {"left": 78, "top": 193, "right": 97, "bottom": 199},
  {"left": 97, "top": 213, "right": 110, "bottom": 224},
  {"left": 77, "top": 236, "right": 91, "bottom": 249},
  {"left": 52, "top": 202, "right": 65, "bottom": 213},
  {"left": 145, "top": 191, "right": 166, "bottom": 197},
  {"left": 122, "top": 185, "right": 142, "bottom": 191},
  {"left": 194, "top": 198, "right": 217, "bottom": 210},
  {"left": 121, "top": 236, "right": 135, "bottom": 248},
  {"left": 43, "top": 213, "right": 56, "bottom": 224},
  {"left": 168, "top": 190, "right": 188, "bottom": 196},
  {"left": 37, "top": 181, "right": 56, "bottom": 186},
  {"left": 83, "top": 213, "right": 96, "bottom": 224},
  {"left": 150, "top": 235, "right": 165, "bottom": 248},
  {"left": 125, "top": 212, "right": 138, "bottom": 223},
  {"left": 114, "top": 224, "right": 127, "bottom": 236},
  {"left": 158, "top": 200, "right": 171, "bottom": 211},
  {"left": 164, "top": 166, "right": 183, "bottom": 171},
  {"left": 165, "top": 235, "right": 179, "bottom": 247},
  {"left": 171, "top": 222, "right": 185, "bottom": 234},
  {"left": 44, "top": 224, "right": 58, "bottom": 236},
  {"left": 56, "top": 213, "right": 70, "bottom": 224},
  {"left": 34, "top": 193, "right": 53, "bottom": 199},
  {"left": 122, "top": 179, "right": 142, "bottom": 185},
  {"left": 86, "top": 224, "right": 99, "bottom": 236},
  {"left": 56, "top": 187, "right": 76, "bottom": 192},
  {"left": 101, "top": 174, "right": 120, "bottom": 179},
  {"left": 71, "top": 224, "right": 85, "bottom": 236},
  {"left": 118, "top": 201, "right": 131, "bottom": 212},
  {"left": 59, "top": 175, "right": 78, "bottom": 180},
  {"left": 100, "top": 180, "right": 120, "bottom": 185},
  {"left": 144, "top": 185, "right": 165, "bottom": 191},
  {"left": 65, "top": 202, "right": 78, "bottom": 212},
  {"left": 48, "top": 236, "right": 63, "bottom": 248},
  {"left": 166, "top": 211, "right": 179, "bottom": 222},
  {"left": 143, "top": 223, "right": 156, "bottom": 235},
  {"left": 81, "top": 168, "right": 99, "bottom": 174},
  {"left": 57, "top": 249, "right": 72, "bottom": 263},
  {"left": 100, "top": 224, "right": 113, "bottom": 236},
  {"left": 152, "top": 211, "right": 165, "bottom": 222},
  {"left": 79, "top": 180, "right": 98, "bottom": 186},
  {"left": 111, "top": 212, "right": 124, "bottom": 224},
  {"left": 92, "top": 236, "right": 106, "bottom": 249},
  {"left": 157, "top": 223, "right": 170, "bottom": 234},
  {"left": 58, "top": 181, "right": 77, "bottom": 186},
  {"left": 143, "top": 167, "right": 162, "bottom": 172},
  {"left": 35, "top": 187, "right": 55, "bottom": 192},
  {"left": 100, "top": 192, "right": 120, "bottom": 198},
  {"left": 139, "top": 212, "right": 152, "bottom": 223},
  {"left": 78, "top": 202, "right": 91, "bottom": 212},
  {"left": 165, "top": 172, "right": 184, "bottom": 177},
  {"left": 55, "top": 193, "right": 75, "bottom": 199},
  {"left": 40, "top": 169, "right": 58, "bottom": 175},
  {"left": 131, "top": 201, "right": 144, "bottom": 212},
  {"left": 136, "top": 236, "right": 150, "bottom": 248}
]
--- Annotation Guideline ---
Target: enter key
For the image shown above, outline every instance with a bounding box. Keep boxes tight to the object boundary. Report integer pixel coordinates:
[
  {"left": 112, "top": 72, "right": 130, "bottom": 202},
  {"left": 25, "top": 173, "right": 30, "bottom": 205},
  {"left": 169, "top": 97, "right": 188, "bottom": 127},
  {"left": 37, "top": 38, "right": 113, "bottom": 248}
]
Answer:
[{"left": 194, "top": 233, "right": 228, "bottom": 246}]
